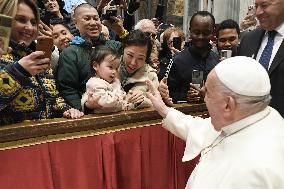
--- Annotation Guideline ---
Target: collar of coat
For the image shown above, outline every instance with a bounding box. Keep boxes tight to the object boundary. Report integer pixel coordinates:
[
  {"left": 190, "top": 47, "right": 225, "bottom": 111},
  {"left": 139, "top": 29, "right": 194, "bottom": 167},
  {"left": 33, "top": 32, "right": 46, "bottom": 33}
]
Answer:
[{"left": 69, "top": 34, "right": 106, "bottom": 48}]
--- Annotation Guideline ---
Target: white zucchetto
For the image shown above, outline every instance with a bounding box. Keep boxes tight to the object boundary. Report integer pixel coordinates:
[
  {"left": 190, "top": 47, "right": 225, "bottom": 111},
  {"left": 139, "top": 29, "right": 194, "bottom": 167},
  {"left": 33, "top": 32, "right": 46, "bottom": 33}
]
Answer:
[{"left": 214, "top": 56, "right": 271, "bottom": 96}]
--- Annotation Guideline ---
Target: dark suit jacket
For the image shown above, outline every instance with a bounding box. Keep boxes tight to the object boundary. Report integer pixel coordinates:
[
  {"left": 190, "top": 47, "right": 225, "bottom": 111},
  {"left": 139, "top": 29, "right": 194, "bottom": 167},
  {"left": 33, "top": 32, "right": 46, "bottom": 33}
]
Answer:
[{"left": 238, "top": 28, "right": 284, "bottom": 117}]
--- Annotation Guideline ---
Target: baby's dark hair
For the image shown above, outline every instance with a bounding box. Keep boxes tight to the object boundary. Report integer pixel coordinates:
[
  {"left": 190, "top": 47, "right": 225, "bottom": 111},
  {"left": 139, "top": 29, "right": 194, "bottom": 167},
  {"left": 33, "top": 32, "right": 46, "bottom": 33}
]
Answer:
[{"left": 90, "top": 46, "right": 120, "bottom": 76}]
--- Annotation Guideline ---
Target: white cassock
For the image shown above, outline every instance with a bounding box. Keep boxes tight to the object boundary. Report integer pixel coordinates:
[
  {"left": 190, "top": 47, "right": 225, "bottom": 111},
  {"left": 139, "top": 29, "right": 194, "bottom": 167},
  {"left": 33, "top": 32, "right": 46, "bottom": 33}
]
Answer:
[{"left": 163, "top": 106, "right": 284, "bottom": 189}]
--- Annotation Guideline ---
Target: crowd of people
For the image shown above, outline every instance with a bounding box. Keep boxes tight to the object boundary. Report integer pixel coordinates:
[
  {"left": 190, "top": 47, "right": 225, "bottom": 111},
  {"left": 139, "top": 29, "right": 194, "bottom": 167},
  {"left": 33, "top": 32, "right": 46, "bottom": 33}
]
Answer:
[
  {"left": 0, "top": 0, "right": 283, "bottom": 123},
  {"left": 1, "top": 0, "right": 284, "bottom": 188}
]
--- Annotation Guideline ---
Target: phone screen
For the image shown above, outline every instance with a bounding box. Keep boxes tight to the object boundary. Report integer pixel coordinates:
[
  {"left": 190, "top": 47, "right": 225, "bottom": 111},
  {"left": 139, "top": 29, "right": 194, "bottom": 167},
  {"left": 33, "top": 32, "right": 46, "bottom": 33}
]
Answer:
[
  {"left": 172, "top": 37, "right": 182, "bottom": 51},
  {"left": 192, "top": 70, "right": 203, "bottom": 88},
  {"left": 104, "top": 6, "right": 117, "bottom": 20},
  {"left": 114, "top": 0, "right": 120, "bottom": 5}
]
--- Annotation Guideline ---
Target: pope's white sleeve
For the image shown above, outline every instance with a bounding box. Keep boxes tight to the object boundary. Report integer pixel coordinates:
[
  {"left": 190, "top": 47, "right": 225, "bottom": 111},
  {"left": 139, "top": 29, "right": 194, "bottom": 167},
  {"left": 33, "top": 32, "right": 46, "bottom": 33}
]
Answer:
[
  {"left": 163, "top": 108, "right": 218, "bottom": 161},
  {"left": 163, "top": 108, "right": 212, "bottom": 141}
]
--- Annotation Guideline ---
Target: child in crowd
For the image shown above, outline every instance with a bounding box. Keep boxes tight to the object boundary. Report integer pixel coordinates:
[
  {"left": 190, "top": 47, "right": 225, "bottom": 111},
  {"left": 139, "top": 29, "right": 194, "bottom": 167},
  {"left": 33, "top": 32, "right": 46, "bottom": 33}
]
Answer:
[{"left": 81, "top": 46, "right": 134, "bottom": 113}]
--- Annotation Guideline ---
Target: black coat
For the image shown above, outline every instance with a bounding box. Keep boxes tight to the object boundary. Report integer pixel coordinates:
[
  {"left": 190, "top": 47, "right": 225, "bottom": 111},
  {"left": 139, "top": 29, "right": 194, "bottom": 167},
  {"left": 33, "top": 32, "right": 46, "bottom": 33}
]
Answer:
[
  {"left": 157, "top": 43, "right": 172, "bottom": 81},
  {"left": 167, "top": 44, "right": 219, "bottom": 103},
  {"left": 238, "top": 28, "right": 284, "bottom": 117}
]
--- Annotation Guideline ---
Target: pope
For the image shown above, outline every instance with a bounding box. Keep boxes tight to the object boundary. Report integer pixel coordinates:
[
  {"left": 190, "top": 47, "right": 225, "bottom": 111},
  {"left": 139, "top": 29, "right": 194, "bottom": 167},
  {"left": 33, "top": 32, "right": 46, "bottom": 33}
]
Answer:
[{"left": 146, "top": 56, "right": 284, "bottom": 189}]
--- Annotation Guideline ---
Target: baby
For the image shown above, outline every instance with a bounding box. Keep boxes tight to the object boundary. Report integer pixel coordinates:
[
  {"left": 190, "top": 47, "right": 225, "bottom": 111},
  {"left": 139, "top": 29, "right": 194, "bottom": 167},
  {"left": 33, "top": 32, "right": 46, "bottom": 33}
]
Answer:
[{"left": 81, "top": 46, "right": 134, "bottom": 113}]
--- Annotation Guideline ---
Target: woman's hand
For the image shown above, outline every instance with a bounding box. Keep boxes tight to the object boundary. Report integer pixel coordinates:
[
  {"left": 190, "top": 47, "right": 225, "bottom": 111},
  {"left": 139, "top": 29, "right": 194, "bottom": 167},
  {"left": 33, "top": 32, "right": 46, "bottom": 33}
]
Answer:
[
  {"left": 97, "top": 0, "right": 111, "bottom": 13},
  {"left": 170, "top": 47, "right": 181, "bottom": 57},
  {"left": 103, "top": 16, "right": 125, "bottom": 37},
  {"left": 38, "top": 20, "right": 53, "bottom": 37},
  {"left": 18, "top": 51, "right": 50, "bottom": 76},
  {"left": 63, "top": 108, "right": 84, "bottom": 119},
  {"left": 127, "top": 90, "right": 144, "bottom": 105}
]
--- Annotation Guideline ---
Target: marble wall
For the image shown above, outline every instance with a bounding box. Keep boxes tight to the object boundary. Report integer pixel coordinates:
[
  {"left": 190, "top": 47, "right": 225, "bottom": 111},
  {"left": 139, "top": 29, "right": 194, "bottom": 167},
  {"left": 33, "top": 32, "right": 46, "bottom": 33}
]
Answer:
[
  {"left": 212, "top": 0, "right": 255, "bottom": 24},
  {"left": 86, "top": 0, "right": 256, "bottom": 32}
]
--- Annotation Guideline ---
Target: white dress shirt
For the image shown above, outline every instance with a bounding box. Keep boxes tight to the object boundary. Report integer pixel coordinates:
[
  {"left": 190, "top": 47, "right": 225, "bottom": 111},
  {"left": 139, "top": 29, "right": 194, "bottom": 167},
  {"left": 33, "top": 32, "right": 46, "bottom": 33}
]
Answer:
[
  {"left": 256, "top": 22, "right": 284, "bottom": 69},
  {"left": 163, "top": 107, "right": 284, "bottom": 189}
]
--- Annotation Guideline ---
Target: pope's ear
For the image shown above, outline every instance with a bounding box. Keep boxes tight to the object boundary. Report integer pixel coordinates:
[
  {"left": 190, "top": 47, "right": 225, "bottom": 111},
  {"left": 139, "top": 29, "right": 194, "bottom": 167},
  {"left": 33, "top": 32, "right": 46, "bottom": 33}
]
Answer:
[{"left": 225, "top": 96, "right": 237, "bottom": 112}]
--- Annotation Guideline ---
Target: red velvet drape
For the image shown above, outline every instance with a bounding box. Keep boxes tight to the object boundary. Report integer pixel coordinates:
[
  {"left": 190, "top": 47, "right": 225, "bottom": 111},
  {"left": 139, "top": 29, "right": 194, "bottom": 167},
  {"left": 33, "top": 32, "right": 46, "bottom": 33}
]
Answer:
[{"left": 0, "top": 125, "right": 198, "bottom": 189}]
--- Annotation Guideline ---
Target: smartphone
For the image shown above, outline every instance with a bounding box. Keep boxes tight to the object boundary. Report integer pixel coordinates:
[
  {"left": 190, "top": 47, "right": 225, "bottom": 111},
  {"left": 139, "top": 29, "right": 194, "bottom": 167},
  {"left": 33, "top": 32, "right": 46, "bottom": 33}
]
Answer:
[
  {"left": 105, "top": 6, "right": 117, "bottom": 20},
  {"left": 191, "top": 70, "right": 203, "bottom": 88},
  {"left": 220, "top": 50, "right": 232, "bottom": 59},
  {"left": 36, "top": 36, "right": 53, "bottom": 61},
  {"left": 172, "top": 36, "right": 182, "bottom": 51},
  {"left": 247, "top": 5, "right": 256, "bottom": 19},
  {"left": 114, "top": 0, "right": 120, "bottom": 5},
  {"left": 0, "top": 14, "right": 12, "bottom": 54}
]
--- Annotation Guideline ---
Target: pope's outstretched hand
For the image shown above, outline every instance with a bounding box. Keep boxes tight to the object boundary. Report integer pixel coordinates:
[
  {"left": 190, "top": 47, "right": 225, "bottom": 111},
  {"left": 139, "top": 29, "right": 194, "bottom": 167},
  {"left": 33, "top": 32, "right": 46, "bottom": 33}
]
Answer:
[{"left": 146, "top": 80, "right": 170, "bottom": 118}]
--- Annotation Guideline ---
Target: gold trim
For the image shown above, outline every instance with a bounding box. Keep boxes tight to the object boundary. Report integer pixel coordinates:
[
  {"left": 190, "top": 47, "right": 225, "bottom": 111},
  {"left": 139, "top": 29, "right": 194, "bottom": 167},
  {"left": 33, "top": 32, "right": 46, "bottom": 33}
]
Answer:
[{"left": 0, "top": 119, "right": 162, "bottom": 151}]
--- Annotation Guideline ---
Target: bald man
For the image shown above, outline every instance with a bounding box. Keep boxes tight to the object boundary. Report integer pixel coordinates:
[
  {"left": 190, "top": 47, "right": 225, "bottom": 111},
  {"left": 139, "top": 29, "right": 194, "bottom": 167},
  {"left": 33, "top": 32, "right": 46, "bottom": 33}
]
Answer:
[{"left": 55, "top": 3, "right": 121, "bottom": 111}]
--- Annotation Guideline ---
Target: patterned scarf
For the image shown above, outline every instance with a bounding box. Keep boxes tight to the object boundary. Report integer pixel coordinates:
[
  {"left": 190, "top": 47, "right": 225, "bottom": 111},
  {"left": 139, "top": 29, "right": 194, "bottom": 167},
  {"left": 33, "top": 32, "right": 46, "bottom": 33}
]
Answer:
[{"left": 119, "top": 61, "right": 131, "bottom": 88}]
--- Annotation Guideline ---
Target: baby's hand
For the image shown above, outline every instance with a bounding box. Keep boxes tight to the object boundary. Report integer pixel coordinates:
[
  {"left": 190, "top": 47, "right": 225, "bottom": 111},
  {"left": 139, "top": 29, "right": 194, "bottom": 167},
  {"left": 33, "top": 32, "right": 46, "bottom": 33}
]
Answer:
[
  {"left": 85, "top": 92, "right": 103, "bottom": 109},
  {"left": 127, "top": 90, "right": 144, "bottom": 105}
]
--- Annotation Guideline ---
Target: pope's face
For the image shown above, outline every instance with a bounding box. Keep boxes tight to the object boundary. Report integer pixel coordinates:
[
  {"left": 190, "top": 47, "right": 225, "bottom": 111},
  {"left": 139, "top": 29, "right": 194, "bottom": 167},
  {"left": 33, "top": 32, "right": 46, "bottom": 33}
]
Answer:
[{"left": 204, "top": 71, "right": 227, "bottom": 131}]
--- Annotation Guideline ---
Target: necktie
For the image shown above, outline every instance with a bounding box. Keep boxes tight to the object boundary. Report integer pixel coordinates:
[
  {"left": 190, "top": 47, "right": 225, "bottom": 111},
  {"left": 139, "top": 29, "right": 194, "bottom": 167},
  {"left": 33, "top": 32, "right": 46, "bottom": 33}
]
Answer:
[{"left": 259, "top": 30, "right": 277, "bottom": 71}]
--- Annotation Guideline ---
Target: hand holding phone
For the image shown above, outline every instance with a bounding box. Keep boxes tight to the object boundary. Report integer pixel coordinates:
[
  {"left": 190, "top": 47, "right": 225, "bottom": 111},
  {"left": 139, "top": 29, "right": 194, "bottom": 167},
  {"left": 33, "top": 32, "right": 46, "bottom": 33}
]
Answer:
[
  {"left": 18, "top": 51, "right": 51, "bottom": 76},
  {"left": 247, "top": 5, "right": 256, "bottom": 20},
  {"left": 104, "top": 6, "right": 118, "bottom": 20}
]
